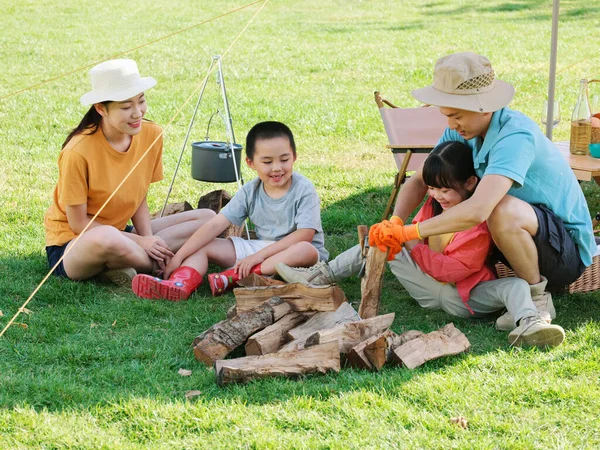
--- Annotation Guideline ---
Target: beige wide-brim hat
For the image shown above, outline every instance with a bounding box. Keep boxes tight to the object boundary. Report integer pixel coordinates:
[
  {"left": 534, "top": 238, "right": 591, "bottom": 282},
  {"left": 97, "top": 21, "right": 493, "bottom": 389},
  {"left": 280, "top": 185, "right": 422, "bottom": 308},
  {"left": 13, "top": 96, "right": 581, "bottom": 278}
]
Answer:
[
  {"left": 411, "top": 52, "right": 515, "bottom": 113},
  {"left": 80, "top": 59, "right": 156, "bottom": 106}
]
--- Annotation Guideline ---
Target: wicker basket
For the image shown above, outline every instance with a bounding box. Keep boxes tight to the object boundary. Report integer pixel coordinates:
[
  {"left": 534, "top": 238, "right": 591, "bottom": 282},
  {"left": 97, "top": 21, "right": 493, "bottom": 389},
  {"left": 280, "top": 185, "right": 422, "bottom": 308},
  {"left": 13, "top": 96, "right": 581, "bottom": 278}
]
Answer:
[{"left": 495, "top": 255, "right": 600, "bottom": 294}]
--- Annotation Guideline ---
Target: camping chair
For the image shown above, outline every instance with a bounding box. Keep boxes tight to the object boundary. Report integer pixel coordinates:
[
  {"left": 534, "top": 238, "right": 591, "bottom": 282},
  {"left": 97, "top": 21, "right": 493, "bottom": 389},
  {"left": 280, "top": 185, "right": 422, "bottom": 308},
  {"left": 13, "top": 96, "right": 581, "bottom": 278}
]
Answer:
[{"left": 375, "top": 91, "right": 448, "bottom": 220}]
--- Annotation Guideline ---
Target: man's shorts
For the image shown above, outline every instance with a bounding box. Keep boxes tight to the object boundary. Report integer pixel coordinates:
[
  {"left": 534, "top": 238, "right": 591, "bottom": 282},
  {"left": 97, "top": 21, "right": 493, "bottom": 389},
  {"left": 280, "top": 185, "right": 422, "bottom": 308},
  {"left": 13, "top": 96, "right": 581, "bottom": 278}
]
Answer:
[
  {"left": 45, "top": 224, "right": 135, "bottom": 279},
  {"left": 493, "top": 204, "right": 586, "bottom": 291},
  {"left": 229, "top": 236, "right": 276, "bottom": 260}
]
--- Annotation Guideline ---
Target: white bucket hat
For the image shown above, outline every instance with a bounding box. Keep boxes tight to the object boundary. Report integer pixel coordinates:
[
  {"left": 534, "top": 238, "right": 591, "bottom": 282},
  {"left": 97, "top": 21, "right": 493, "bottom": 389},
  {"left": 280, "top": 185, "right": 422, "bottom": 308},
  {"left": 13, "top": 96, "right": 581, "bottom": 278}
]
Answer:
[
  {"left": 80, "top": 59, "right": 156, "bottom": 106},
  {"left": 411, "top": 52, "right": 515, "bottom": 113}
]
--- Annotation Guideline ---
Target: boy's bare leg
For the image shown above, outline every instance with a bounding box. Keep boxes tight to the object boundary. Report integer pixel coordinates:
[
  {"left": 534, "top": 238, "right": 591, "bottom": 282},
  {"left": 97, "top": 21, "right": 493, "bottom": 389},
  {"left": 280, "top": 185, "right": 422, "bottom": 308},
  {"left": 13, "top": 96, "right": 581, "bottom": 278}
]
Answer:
[
  {"left": 180, "top": 238, "right": 237, "bottom": 276},
  {"left": 487, "top": 196, "right": 541, "bottom": 284},
  {"left": 261, "top": 241, "right": 319, "bottom": 275},
  {"left": 62, "top": 226, "right": 153, "bottom": 280}
]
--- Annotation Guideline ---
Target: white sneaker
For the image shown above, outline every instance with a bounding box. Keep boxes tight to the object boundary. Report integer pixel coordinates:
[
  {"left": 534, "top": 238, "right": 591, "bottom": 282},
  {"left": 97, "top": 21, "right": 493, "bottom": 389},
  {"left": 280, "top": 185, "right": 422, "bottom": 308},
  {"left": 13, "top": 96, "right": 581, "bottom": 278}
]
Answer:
[
  {"left": 495, "top": 276, "right": 556, "bottom": 331},
  {"left": 275, "top": 261, "right": 336, "bottom": 286},
  {"left": 508, "top": 315, "right": 565, "bottom": 347}
]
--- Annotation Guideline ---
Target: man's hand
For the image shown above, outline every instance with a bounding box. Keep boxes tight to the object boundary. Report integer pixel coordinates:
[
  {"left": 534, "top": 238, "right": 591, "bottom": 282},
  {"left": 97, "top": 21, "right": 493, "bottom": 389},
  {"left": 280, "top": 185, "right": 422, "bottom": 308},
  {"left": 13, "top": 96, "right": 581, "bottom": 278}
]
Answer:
[{"left": 233, "top": 253, "right": 265, "bottom": 279}]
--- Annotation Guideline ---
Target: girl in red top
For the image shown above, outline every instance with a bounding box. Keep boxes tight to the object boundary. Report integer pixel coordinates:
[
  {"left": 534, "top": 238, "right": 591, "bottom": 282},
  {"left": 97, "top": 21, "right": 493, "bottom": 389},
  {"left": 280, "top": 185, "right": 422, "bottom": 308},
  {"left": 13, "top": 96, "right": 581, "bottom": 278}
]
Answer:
[{"left": 278, "top": 141, "right": 540, "bottom": 326}]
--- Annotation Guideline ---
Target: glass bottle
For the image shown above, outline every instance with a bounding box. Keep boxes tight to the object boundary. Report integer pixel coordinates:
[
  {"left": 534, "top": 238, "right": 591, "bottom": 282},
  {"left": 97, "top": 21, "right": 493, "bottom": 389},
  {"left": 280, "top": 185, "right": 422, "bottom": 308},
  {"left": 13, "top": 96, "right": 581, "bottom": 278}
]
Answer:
[{"left": 570, "top": 78, "right": 592, "bottom": 155}]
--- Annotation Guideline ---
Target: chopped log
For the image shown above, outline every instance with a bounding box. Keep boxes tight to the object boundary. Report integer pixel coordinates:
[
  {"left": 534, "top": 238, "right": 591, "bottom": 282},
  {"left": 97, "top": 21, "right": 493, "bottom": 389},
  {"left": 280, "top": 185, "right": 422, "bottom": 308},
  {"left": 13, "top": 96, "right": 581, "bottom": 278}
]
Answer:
[
  {"left": 192, "top": 297, "right": 291, "bottom": 366},
  {"left": 245, "top": 312, "right": 308, "bottom": 355},
  {"left": 197, "top": 189, "right": 232, "bottom": 212},
  {"left": 357, "top": 225, "right": 368, "bottom": 255},
  {"left": 364, "top": 329, "right": 425, "bottom": 370},
  {"left": 226, "top": 305, "right": 237, "bottom": 319},
  {"left": 238, "top": 273, "right": 286, "bottom": 287},
  {"left": 234, "top": 283, "right": 347, "bottom": 313},
  {"left": 392, "top": 323, "right": 471, "bottom": 369},
  {"left": 150, "top": 201, "right": 192, "bottom": 219},
  {"left": 305, "top": 313, "right": 395, "bottom": 353},
  {"left": 358, "top": 246, "right": 389, "bottom": 319},
  {"left": 216, "top": 341, "right": 340, "bottom": 386},
  {"left": 346, "top": 333, "right": 381, "bottom": 370},
  {"left": 279, "top": 302, "right": 360, "bottom": 352}
]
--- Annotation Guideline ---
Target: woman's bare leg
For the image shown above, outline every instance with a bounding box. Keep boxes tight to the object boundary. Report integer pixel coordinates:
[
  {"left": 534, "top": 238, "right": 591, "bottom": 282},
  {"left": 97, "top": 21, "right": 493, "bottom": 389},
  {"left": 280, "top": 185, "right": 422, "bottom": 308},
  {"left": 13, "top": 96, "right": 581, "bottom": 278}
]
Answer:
[
  {"left": 62, "top": 226, "right": 153, "bottom": 280},
  {"left": 147, "top": 209, "right": 216, "bottom": 252}
]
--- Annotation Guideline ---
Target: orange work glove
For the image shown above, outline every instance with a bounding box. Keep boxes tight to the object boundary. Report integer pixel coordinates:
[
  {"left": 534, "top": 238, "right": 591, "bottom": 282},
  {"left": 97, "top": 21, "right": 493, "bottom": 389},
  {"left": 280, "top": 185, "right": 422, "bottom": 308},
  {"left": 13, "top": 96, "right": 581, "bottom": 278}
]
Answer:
[
  {"left": 369, "top": 220, "right": 402, "bottom": 261},
  {"left": 390, "top": 223, "right": 422, "bottom": 246}
]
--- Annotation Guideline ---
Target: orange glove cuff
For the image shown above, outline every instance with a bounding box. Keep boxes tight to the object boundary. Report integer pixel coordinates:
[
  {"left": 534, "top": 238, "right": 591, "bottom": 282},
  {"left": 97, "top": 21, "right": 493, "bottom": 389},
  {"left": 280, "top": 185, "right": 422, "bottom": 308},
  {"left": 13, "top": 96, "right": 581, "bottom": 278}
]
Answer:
[
  {"left": 403, "top": 223, "right": 422, "bottom": 241},
  {"left": 390, "top": 215, "right": 404, "bottom": 226}
]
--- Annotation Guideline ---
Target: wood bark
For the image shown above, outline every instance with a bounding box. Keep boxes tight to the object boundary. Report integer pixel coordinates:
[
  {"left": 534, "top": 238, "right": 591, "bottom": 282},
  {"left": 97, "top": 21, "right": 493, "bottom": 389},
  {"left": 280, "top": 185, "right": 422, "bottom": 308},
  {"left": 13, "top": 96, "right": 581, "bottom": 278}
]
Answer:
[
  {"left": 192, "top": 297, "right": 291, "bottom": 366},
  {"left": 238, "top": 273, "right": 286, "bottom": 288},
  {"left": 197, "top": 189, "right": 232, "bottom": 212},
  {"left": 363, "top": 329, "right": 425, "bottom": 370},
  {"left": 234, "top": 283, "right": 346, "bottom": 313},
  {"left": 149, "top": 201, "right": 192, "bottom": 219},
  {"left": 279, "top": 302, "right": 360, "bottom": 352},
  {"left": 392, "top": 323, "right": 471, "bottom": 369},
  {"left": 358, "top": 246, "right": 389, "bottom": 319},
  {"left": 305, "top": 313, "right": 395, "bottom": 353},
  {"left": 245, "top": 312, "right": 308, "bottom": 355},
  {"left": 215, "top": 341, "right": 340, "bottom": 386}
]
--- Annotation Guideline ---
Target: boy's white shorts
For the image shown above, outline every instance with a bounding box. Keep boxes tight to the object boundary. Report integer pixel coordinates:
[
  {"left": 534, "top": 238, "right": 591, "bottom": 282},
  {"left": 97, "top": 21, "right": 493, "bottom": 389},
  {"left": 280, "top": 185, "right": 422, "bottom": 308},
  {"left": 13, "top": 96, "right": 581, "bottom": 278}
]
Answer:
[{"left": 229, "top": 236, "right": 275, "bottom": 261}]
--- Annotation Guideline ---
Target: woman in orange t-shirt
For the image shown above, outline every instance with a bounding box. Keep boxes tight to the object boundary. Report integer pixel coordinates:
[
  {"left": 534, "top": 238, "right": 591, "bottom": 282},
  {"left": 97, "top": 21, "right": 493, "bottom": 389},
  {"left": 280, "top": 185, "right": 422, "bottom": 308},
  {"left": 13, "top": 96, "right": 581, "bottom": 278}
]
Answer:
[{"left": 44, "top": 59, "right": 214, "bottom": 283}]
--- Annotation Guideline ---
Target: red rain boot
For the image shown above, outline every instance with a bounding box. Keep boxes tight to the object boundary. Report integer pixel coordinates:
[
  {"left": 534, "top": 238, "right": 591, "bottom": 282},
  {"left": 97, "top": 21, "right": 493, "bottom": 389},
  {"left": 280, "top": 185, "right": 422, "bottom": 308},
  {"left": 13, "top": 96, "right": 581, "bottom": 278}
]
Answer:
[
  {"left": 208, "top": 264, "right": 262, "bottom": 297},
  {"left": 132, "top": 266, "right": 203, "bottom": 301}
]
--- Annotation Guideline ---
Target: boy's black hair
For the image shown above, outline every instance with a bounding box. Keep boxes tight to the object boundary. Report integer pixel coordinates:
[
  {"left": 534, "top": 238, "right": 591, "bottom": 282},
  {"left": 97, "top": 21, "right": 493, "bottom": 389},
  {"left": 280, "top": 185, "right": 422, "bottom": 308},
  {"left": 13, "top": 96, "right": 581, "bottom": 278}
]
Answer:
[
  {"left": 422, "top": 140, "right": 478, "bottom": 216},
  {"left": 245, "top": 121, "right": 296, "bottom": 160}
]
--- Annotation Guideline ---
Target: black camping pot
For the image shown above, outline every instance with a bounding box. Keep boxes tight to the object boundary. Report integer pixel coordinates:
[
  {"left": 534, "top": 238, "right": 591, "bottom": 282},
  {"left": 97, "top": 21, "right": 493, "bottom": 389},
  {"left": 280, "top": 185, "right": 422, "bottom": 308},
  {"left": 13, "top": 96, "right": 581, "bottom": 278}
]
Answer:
[{"left": 191, "top": 141, "right": 243, "bottom": 183}]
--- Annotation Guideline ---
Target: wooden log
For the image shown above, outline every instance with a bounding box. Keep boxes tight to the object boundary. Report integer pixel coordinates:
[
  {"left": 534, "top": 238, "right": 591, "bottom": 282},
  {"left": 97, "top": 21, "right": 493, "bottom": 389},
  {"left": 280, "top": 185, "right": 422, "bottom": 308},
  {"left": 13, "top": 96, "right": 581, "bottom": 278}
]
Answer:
[
  {"left": 358, "top": 246, "right": 389, "bottom": 319},
  {"left": 305, "top": 313, "right": 395, "bottom": 353},
  {"left": 392, "top": 323, "right": 471, "bottom": 369},
  {"left": 357, "top": 225, "right": 368, "bottom": 255},
  {"left": 279, "top": 302, "right": 360, "bottom": 352},
  {"left": 346, "top": 334, "right": 381, "bottom": 370},
  {"left": 192, "top": 297, "right": 291, "bottom": 366},
  {"left": 150, "top": 201, "right": 192, "bottom": 219},
  {"left": 234, "top": 283, "right": 347, "bottom": 313},
  {"left": 216, "top": 341, "right": 340, "bottom": 386},
  {"left": 364, "top": 329, "right": 425, "bottom": 370},
  {"left": 238, "top": 273, "right": 286, "bottom": 288},
  {"left": 245, "top": 312, "right": 308, "bottom": 355},
  {"left": 197, "top": 189, "right": 232, "bottom": 212}
]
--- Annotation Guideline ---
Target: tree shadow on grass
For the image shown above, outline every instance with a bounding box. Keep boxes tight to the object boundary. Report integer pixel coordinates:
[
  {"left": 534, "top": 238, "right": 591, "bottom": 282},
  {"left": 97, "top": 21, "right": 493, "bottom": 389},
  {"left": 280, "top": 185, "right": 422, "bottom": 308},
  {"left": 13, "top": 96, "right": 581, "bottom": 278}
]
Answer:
[{"left": 1, "top": 186, "right": 600, "bottom": 412}]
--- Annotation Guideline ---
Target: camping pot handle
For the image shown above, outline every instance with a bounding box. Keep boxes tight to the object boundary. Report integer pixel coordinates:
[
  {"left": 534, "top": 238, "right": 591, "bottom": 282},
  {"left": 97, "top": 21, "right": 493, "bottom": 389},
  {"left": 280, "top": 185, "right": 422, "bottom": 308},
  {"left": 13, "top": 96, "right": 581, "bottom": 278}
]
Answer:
[{"left": 204, "top": 109, "right": 230, "bottom": 142}]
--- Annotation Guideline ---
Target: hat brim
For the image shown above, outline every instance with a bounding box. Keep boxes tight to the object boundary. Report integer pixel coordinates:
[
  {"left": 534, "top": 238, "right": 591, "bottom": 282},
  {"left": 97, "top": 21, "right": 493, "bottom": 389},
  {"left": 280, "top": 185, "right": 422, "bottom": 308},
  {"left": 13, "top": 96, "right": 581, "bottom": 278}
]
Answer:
[
  {"left": 411, "top": 79, "right": 515, "bottom": 113},
  {"left": 80, "top": 76, "right": 157, "bottom": 106}
]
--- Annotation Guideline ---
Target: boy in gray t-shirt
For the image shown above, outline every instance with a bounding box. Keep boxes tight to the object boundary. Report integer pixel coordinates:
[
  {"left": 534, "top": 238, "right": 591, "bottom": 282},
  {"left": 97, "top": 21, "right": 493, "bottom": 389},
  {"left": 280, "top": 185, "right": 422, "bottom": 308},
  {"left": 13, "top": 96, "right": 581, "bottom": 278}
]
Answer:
[{"left": 132, "top": 121, "right": 328, "bottom": 300}]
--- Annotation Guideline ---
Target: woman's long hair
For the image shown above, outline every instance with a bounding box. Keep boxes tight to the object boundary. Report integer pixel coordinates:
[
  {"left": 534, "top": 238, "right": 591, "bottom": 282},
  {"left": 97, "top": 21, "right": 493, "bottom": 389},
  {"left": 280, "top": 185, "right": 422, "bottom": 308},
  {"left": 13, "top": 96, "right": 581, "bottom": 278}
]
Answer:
[
  {"left": 422, "top": 140, "right": 478, "bottom": 216},
  {"left": 62, "top": 102, "right": 110, "bottom": 149}
]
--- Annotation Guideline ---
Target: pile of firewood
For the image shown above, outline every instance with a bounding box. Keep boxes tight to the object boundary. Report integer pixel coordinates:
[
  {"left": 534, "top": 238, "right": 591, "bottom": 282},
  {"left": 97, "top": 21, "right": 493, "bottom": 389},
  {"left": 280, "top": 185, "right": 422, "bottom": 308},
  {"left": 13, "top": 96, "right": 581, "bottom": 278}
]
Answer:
[
  {"left": 192, "top": 277, "right": 471, "bottom": 386},
  {"left": 158, "top": 195, "right": 471, "bottom": 386}
]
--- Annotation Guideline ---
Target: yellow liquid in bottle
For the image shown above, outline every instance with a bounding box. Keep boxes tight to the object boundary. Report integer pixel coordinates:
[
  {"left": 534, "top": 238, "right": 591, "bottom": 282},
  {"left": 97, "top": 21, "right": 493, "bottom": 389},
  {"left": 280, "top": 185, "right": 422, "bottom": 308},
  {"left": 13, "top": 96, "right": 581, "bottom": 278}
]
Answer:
[{"left": 570, "top": 120, "right": 591, "bottom": 155}]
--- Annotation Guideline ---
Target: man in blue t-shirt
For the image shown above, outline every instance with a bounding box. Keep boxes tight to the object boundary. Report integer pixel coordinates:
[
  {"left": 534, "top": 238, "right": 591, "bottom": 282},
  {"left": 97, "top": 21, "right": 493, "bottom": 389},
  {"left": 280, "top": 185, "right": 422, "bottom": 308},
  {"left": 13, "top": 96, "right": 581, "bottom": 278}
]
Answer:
[{"left": 378, "top": 52, "right": 595, "bottom": 348}]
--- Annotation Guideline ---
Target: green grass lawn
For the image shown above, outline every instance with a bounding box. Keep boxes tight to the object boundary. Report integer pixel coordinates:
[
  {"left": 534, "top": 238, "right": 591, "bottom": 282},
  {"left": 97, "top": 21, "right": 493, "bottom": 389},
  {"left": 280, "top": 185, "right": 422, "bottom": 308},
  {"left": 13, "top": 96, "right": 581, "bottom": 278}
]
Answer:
[{"left": 2, "top": 0, "right": 600, "bottom": 448}]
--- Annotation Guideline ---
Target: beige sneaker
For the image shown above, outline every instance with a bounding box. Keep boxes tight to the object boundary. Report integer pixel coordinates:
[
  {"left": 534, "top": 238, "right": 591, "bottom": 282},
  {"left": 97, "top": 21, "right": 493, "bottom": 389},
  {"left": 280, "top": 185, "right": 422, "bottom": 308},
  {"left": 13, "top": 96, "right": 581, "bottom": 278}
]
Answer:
[
  {"left": 275, "top": 261, "right": 336, "bottom": 286},
  {"left": 508, "top": 315, "right": 565, "bottom": 347},
  {"left": 96, "top": 268, "right": 137, "bottom": 286},
  {"left": 495, "top": 276, "right": 556, "bottom": 331}
]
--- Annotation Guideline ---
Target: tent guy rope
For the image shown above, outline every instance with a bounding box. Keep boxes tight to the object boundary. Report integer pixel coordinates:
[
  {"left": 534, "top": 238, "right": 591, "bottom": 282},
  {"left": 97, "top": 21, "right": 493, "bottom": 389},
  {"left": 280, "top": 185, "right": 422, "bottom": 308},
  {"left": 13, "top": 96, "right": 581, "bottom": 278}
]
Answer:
[
  {"left": 0, "top": 0, "right": 271, "bottom": 339},
  {"left": 0, "top": 0, "right": 262, "bottom": 102}
]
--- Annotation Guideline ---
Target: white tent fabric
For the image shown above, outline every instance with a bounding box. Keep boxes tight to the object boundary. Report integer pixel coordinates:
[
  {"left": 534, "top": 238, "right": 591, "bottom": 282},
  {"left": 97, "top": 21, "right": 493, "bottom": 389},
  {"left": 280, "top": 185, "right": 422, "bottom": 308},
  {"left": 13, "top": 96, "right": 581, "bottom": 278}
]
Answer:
[{"left": 545, "top": 0, "right": 560, "bottom": 140}]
